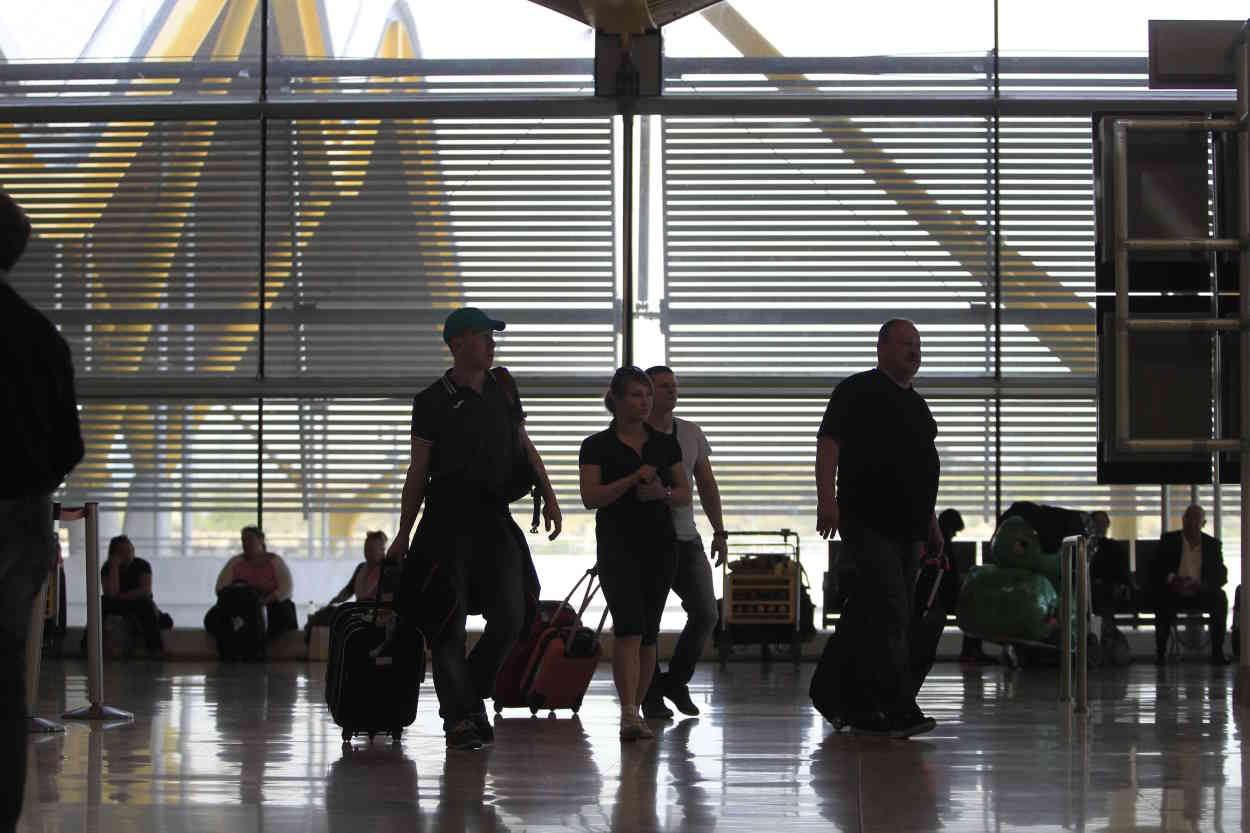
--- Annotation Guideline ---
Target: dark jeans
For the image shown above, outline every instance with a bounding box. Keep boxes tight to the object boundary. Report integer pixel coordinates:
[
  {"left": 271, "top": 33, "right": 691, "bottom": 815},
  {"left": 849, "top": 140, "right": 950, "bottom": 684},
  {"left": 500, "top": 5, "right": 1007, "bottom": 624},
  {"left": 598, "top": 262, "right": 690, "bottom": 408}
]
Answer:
[
  {"left": 656, "top": 536, "right": 717, "bottom": 687},
  {"left": 102, "top": 597, "right": 163, "bottom": 653},
  {"left": 0, "top": 495, "right": 54, "bottom": 833},
  {"left": 842, "top": 525, "right": 922, "bottom": 719},
  {"left": 1155, "top": 585, "right": 1228, "bottom": 657},
  {"left": 431, "top": 525, "right": 527, "bottom": 729}
]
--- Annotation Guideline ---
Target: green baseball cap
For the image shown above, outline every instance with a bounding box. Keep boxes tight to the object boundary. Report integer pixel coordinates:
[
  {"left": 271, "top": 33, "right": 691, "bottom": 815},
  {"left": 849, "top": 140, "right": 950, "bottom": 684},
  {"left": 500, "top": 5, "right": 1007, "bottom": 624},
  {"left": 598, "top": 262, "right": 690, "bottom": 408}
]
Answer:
[{"left": 443, "top": 307, "right": 506, "bottom": 343}]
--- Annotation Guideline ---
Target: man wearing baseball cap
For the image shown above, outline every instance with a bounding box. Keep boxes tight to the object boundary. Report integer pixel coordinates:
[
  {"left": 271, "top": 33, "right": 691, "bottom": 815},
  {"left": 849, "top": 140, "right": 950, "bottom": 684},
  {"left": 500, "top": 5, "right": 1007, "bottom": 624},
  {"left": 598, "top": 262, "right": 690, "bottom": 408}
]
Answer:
[{"left": 388, "top": 306, "right": 562, "bottom": 751}]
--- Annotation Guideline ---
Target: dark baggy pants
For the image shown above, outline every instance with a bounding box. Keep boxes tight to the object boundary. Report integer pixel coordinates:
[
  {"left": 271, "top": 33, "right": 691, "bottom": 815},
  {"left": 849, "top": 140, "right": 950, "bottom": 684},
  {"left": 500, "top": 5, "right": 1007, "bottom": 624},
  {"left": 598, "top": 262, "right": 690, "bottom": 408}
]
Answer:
[{"left": 0, "top": 495, "right": 54, "bottom": 833}]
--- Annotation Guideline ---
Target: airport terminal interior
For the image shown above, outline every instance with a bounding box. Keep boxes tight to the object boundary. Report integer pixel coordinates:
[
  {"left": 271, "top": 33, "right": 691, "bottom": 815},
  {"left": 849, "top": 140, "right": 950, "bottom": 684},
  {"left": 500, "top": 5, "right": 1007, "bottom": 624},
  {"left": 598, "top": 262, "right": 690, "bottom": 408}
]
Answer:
[{"left": 6, "top": 1, "right": 1250, "bottom": 831}]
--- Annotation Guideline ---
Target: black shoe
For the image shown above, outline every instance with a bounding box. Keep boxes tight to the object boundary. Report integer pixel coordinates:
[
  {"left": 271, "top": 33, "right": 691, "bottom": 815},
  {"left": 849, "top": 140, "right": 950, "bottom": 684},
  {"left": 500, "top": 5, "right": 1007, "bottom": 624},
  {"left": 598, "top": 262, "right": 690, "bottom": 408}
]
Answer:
[
  {"left": 890, "top": 708, "right": 937, "bottom": 738},
  {"left": 471, "top": 712, "right": 495, "bottom": 744},
  {"left": 642, "top": 691, "right": 674, "bottom": 720},
  {"left": 446, "top": 720, "right": 484, "bottom": 751},
  {"left": 664, "top": 682, "right": 699, "bottom": 717},
  {"left": 846, "top": 712, "right": 894, "bottom": 737}
]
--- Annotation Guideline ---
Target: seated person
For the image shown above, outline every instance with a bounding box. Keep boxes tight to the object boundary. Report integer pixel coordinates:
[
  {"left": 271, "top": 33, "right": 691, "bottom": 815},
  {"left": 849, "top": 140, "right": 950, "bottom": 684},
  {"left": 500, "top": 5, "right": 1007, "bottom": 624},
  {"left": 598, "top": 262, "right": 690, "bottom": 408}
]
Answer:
[
  {"left": 100, "top": 534, "right": 168, "bottom": 655},
  {"left": 212, "top": 525, "right": 298, "bottom": 640},
  {"left": 1151, "top": 504, "right": 1228, "bottom": 665},
  {"left": 304, "top": 531, "right": 389, "bottom": 641},
  {"left": 1088, "top": 509, "right": 1132, "bottom": 617}
]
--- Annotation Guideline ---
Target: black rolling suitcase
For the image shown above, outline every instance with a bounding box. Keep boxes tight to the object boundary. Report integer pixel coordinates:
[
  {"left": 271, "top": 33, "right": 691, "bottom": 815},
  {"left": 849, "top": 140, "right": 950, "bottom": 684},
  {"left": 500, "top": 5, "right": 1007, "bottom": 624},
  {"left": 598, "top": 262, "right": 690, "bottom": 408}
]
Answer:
[
  {"left": 325, "top": 601, "right": 425, "bottom": 743},
  {"left": 810, "top": 570, "right": 873, "bottom": 730}
]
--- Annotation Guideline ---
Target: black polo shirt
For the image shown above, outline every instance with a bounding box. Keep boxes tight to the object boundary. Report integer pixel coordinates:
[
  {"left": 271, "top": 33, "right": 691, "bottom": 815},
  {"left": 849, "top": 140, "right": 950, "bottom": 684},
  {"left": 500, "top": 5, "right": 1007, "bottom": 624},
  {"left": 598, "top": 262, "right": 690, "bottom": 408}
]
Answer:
[
  {"left": 411, "top": 370, "right": 521, "bottom": 505},
  {"left": 101, "top": 557, "right": 151, "bottom": 596},
  {"left": 579, "top": 422, "right": 681, "bottom": 545},
  {"left": 818, "top": 368, "right": 940, "bottom": 542}
]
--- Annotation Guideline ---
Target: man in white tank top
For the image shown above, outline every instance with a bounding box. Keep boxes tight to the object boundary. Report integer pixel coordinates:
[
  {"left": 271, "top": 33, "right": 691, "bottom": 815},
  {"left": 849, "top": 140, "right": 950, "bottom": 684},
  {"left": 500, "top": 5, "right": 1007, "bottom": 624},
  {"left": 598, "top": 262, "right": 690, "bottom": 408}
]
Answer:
[{"left": 641, "top": 366, "right": 727, "bottom": 718}]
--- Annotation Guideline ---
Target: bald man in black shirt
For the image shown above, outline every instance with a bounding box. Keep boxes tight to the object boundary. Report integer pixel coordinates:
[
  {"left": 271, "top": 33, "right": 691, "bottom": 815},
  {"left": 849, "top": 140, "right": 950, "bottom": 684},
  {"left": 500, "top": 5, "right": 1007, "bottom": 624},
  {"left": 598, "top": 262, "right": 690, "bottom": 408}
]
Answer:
[
  {"left": 0, "top": 191, "right": 84, "bottom": 833},
  {"left": 814, "top": 319, "right": 942, "bottom": 738}
]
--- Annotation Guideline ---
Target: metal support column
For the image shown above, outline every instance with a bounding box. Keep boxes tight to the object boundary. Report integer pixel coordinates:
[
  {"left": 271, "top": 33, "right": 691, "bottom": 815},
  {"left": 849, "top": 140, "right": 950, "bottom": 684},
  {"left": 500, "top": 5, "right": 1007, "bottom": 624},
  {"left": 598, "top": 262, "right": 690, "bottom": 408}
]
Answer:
[{"left": 1237, "top": 27, "right": 1250, "bottom": 705}]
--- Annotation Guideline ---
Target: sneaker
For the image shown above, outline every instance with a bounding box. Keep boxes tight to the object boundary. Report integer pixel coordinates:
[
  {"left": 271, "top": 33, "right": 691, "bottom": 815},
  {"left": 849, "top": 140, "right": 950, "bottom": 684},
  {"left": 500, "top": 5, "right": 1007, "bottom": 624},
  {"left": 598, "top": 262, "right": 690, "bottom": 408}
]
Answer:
[
  {"left": 642, "top": 688, "right": 674, "bottom": 720},
  {"left": 664, "top": 682, "right": 700, "bottom": 717},
  {"left": 846, "top": 712, "right": 895, "bottom": 737},
  {"left": 471, "top": 712, "right": 495, "bottom": 744},
  {"left": 446, "top": 720, "right": 484, "bottom": 751},
  {"left": 891, "top": 708, "right": 937, "bottom": 738}
]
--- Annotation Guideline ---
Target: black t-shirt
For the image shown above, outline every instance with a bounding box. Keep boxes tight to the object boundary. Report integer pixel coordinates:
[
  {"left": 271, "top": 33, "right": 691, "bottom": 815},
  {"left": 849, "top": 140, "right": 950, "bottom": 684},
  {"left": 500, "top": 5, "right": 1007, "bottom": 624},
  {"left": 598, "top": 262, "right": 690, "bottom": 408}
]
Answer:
[
  {"left": 818, "top": 368, "right": 940, "bottom": 541},
  {"left": 410, "top": 369, "right": 521, "bottom": 505},
  {"left": 0, "top": 281, "right": 84, "bottom": 498},
  {"left": 101, "top": 557, "right": 152, "bottom": 596},
  {"left": 579, "top": 422, "right": 682, "bottom": 545}
]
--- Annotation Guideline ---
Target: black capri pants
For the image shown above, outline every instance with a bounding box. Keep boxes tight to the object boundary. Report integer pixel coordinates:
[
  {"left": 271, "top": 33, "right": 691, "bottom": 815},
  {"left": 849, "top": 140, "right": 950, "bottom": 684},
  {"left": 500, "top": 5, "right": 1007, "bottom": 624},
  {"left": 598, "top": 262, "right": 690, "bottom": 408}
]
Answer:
[{"left": 596, "top": 529, "right": 677, "bottom": 646}]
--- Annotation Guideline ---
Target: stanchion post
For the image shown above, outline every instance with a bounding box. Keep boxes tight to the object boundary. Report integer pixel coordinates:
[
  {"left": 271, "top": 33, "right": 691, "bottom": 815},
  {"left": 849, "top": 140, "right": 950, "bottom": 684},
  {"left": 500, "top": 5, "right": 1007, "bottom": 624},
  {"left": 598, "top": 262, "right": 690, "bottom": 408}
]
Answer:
[
  {"left": 62, "top": 502, "right": 133, "bottom": 723},
  {"left": 1075, "top": 536, "right": 1089, "bottom": 714},
  {"left": 1059, "top": 537, "right": 1073, "bottom": 703}
]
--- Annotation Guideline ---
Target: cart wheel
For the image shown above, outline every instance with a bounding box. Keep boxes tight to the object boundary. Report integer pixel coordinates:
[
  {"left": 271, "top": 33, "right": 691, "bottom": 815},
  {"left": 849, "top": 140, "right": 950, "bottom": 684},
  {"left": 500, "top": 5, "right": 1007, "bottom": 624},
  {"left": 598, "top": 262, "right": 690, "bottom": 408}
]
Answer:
[
  {"left": 548, "top": 710, "right": 556, "bottom": 719},
  {"left": 529, "top": 706, "right": 538, "bottom": 716},
  {"left": 341, "top": 728, "right": 352, "bottom": 742}
]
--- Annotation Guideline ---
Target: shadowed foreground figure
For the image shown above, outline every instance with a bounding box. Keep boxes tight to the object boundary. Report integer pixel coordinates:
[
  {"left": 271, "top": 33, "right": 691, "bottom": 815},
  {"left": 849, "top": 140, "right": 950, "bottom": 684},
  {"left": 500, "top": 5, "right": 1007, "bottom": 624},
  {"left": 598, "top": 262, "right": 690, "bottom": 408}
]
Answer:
[{"left": 0, "top": 190, "right": 84, "bottom": 833}]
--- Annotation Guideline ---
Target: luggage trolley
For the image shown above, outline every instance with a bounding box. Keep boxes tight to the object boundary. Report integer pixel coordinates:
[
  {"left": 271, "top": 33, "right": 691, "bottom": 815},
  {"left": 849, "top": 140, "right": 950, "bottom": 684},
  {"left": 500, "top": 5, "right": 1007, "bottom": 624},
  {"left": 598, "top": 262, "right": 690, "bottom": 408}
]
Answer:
[{"left": 718, "top": 529, "right": 803, "bottom": 666}]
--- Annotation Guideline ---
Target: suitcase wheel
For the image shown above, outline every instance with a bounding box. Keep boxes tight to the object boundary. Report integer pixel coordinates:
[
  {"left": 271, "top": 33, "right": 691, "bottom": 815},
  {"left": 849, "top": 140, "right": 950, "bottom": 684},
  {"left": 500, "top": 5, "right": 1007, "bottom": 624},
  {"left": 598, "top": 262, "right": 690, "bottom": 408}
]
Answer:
[{"left": 341, "top": 728, "right": 352, "bottom": 742}]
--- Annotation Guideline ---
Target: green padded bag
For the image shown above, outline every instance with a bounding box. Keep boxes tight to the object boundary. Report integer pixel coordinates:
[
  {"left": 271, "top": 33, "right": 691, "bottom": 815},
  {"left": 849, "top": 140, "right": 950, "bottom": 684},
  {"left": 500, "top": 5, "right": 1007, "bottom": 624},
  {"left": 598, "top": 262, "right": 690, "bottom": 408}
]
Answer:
[
  {"left": 956, "top": 564, "right": 1058, "bottom": 645},
  {"left": 988, "top": 515, "right": 1063, "bottom": 590}
]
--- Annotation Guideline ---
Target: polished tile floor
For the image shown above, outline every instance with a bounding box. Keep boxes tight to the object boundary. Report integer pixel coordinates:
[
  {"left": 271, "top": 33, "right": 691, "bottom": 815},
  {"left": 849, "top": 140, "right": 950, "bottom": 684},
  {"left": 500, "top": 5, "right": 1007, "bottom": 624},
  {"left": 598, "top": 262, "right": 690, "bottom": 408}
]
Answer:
[{"left": 19, "top": 659, "right": 1248, "bottom": 832}]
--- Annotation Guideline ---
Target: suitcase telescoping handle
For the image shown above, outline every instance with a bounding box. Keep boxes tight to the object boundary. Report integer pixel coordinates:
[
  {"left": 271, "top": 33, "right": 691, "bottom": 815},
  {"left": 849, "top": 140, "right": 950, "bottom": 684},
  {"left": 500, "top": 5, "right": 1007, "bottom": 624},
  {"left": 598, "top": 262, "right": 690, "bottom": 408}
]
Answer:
[{"left": 559, "top": 568, "right": 611, "bottom": 634}]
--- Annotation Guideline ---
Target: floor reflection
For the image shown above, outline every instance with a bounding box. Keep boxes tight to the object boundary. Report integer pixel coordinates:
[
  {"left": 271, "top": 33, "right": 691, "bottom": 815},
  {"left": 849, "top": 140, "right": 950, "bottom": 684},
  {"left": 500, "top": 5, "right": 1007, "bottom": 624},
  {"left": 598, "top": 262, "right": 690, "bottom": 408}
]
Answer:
[{"left": 20, "top": 660, "right": 1246, "bottom": 832}]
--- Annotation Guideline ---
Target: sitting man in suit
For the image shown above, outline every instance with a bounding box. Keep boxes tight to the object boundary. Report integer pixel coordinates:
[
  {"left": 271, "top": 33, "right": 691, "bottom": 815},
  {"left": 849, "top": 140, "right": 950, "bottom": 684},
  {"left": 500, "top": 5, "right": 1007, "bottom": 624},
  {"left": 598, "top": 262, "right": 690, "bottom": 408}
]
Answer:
[{"left": 1152, "top": 504, "right": 1228, "bottom": 666}]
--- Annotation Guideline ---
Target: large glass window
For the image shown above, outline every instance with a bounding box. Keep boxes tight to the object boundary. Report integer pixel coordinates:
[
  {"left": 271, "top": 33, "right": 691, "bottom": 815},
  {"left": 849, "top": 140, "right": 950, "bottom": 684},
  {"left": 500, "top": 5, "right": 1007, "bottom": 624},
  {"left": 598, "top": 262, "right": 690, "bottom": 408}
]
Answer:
[{"left": 3, "top": 0, "right": 1240, "bottom": 625}]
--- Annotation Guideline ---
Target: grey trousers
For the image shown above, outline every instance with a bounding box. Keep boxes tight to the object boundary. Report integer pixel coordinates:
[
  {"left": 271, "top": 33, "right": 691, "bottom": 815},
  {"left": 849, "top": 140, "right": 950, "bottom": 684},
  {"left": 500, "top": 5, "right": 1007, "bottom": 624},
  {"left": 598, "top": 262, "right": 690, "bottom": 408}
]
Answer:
[{"left": 0, "top": 495, "right": 54, "bottom": 833}]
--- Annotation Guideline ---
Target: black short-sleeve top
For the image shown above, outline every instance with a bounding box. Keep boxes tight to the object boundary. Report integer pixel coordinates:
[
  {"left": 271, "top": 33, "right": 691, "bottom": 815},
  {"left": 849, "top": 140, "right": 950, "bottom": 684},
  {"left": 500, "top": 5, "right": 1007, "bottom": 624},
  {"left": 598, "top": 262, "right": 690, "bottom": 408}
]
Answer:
[
  {"left": 101, "top": 557, "right": 152, "bottom": 596},
  {"left": 410, "top": 369, "right": 521, "bottom": 505},
  {"left": 579, "top": 422, "right": 682, "bottom": 545},
  {"left": 817, "top": 368, "right": 940, "bottom": 542}
]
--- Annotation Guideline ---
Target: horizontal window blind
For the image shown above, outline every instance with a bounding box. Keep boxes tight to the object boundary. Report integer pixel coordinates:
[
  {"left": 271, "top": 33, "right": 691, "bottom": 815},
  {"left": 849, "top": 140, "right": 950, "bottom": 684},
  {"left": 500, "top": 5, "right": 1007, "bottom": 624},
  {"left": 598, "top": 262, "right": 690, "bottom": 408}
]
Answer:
[
  {"left": 0, "top": 119, "right": 262, "bottom": 378},
  {"left": 652, "top": 397, "right": 994, "bottom": 520},
  {"left": 263, "top": 117, "right": 618, "bottom": 379},
  {"left": 61, "top": 400, "right": 258, "bottom": 512},
  {"left": 999, "top": 116, "right": 1095, "bottom": 380},
  {"left": 662, "top": 115, "right": 991, "bottom": 378}
]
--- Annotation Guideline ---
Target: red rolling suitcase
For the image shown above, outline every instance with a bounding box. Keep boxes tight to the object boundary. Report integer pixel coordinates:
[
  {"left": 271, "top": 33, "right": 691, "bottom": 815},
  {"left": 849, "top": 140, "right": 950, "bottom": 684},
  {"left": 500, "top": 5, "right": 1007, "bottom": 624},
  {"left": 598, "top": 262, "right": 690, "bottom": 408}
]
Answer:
[
  {"left": 494, "top": 569, "right": 608, "bottom": 716},
  {"left": 493, "top": 598, "right": 579, "bottom": 712}
]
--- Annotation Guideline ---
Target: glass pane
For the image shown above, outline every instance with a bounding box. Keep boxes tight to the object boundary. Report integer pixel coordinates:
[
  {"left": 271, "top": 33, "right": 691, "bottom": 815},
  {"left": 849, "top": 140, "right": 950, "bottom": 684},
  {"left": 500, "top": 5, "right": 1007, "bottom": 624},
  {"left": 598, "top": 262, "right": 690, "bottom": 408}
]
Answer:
[
  {"left": 1, "top": 119, "right": 261, "bottom": 378},
  {"left": 263, "top": 117, "right": 617, "bottom": 380},
  {"left": 268, "top": 0, "right": 592, "bottom": 99},
  {"left": 0, "top": 0, "right": 261, "bottom": 101}
]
